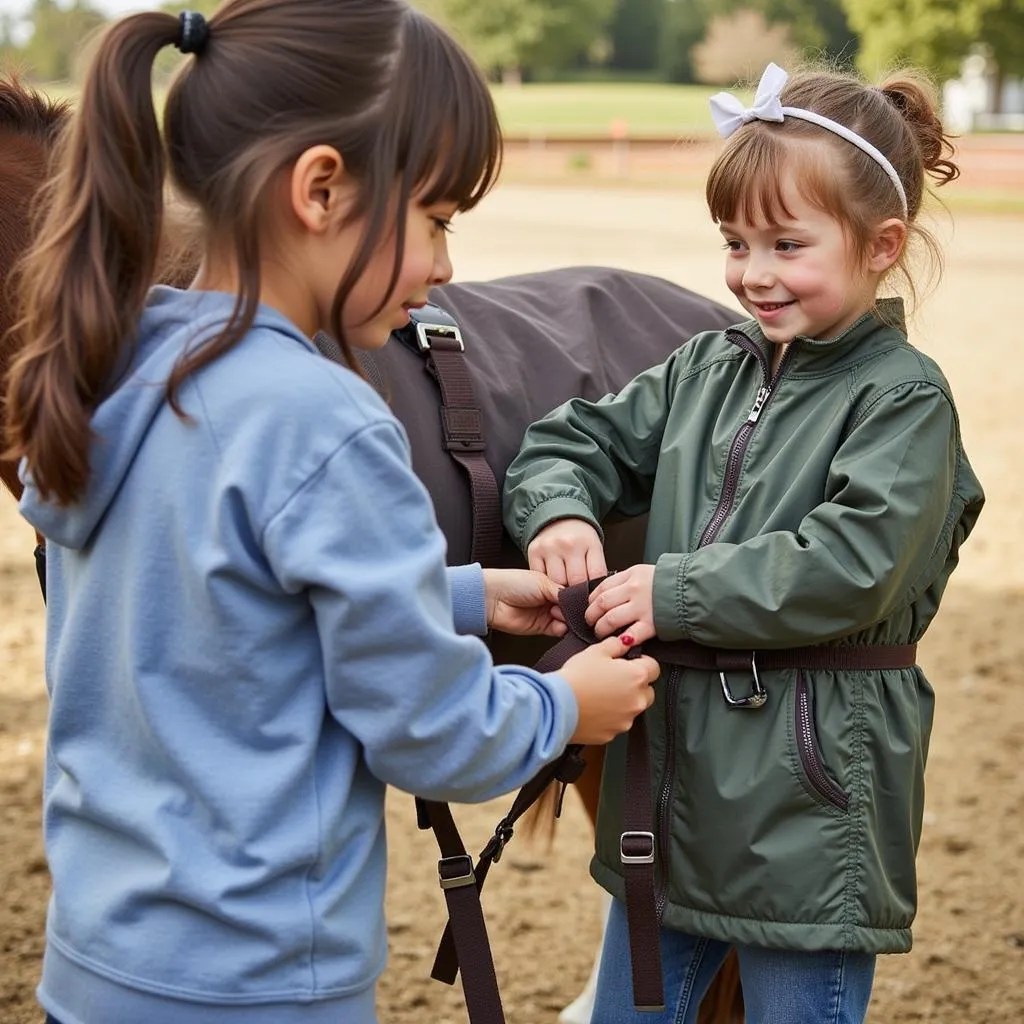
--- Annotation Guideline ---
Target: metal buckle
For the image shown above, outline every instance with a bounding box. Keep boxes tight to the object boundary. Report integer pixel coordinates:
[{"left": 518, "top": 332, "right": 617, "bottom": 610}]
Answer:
[
  {"left": 408, "top": 303, "right": 465, "bottom": 352},
  {"left": 482, "top": 820, "right": 515, "bottom": 865},
  {"left": 719, "top": 653, "right": 768, "bottom": 709},
  {"left": 438, "top": 854, "right": 476, "bottom": 890},
  {"left": 619, "top": 831, "right": 655, "bottom": 865}
]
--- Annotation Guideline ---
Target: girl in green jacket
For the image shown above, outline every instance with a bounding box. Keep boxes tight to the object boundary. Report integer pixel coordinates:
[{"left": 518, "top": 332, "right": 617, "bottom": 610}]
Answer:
[{"left": 503, "top": 63, "right": 984, "bottom": 1024}]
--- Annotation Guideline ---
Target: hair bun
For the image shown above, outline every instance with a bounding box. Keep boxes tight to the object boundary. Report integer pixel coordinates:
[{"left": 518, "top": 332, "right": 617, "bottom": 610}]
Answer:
[{"left": 880, "top": 75, "right": 959, "bottom": 187}]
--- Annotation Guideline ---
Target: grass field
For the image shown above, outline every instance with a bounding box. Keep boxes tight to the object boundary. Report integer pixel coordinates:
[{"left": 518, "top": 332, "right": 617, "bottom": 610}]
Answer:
[
  {"left": 35, "top": 80, "right": 744, "bottom": 138},
  {"left": 32, "top": 79, "right": 1023, "bottom": 213},
  {"left": 490, "top": 82, "right": 744, "bottom": 137}
]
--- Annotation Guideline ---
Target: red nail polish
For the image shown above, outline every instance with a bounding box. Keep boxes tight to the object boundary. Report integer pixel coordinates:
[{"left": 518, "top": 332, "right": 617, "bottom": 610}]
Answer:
[{"left": 621, "top": 634, "right": 635, "bottom": 646}]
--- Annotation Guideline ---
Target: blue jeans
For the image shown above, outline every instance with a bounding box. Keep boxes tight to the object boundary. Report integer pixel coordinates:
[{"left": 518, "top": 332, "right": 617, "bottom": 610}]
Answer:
[{"left": 593, "top": 898, "right": 876, "bottom": 1024}]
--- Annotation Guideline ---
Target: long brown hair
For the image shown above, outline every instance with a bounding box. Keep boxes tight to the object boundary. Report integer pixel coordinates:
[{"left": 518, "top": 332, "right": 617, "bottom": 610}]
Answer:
[
  {"left": 706, "top": 64, "right": 958, "bottom": 304},
  {"left": 3, "top": 0, "right": 501, "bottom": 505}
]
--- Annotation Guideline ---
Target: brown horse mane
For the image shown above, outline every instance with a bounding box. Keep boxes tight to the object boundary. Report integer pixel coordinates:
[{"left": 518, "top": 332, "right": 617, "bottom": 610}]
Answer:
[
  {"left": 0, "top": 74, "right": 74, "bottom": 502},
  {"left": 0, "top": 74, "right": 71, "bottom": 141}
]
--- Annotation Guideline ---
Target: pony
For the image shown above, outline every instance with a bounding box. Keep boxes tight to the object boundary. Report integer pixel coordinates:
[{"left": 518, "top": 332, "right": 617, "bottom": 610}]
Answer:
[{"left": 0, "top": 75, "right": 744, "bottom": 1024}]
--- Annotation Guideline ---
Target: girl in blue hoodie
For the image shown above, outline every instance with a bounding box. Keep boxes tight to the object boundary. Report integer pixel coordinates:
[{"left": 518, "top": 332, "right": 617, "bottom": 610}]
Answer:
[{"left": 3, "top": 4, "right": 660, "bottom": 1023}]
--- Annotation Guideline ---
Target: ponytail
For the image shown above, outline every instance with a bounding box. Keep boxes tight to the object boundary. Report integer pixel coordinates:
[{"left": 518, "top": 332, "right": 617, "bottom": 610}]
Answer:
[{"left": 3, "top": 12, "right": 179, "bottom": 505}]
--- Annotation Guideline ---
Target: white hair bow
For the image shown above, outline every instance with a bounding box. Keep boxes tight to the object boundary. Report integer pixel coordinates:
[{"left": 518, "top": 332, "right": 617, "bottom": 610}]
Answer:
[
  {"left": 706, "top": 61, "right": 910, "bottom": 215},
  {"left": 709, "top": 63, "right": 789, "bottom": 138}
]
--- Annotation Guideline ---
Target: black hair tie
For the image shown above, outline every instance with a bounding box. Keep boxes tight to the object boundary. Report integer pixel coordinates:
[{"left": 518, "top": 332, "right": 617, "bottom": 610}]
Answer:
[{"left": 176, "top": 10, "right": 210, "bottom": 56}]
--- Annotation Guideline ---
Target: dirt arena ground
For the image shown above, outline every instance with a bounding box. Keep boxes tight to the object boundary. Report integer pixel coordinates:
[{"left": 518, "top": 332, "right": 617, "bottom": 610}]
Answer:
[{"left": 2, "top": 184, "right": 1022, "bottom": 1023}]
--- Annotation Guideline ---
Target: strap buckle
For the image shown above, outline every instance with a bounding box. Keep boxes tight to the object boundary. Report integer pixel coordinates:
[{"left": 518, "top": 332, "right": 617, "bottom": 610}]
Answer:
[
  {"left": 409, "top": 303, "right": 465, "bottom": 352},
  {"left": 481, "top": 820, "right": 515, "bottom": 865},
  {"left": 620, "top": 831, "right": 655, "bottom": 865},
  {"left": 438, "top": 854, "right": 476, "bottom": 891},
  {"left": 719, "top": 652, "right": 768, "bottom": 709}
]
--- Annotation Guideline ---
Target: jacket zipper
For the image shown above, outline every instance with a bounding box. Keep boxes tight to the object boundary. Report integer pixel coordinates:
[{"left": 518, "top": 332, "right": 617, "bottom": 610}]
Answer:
[
  {"left": 654, "top": 668, "right": 680, "bottom": 920},
  {"left": 698, "top": 334, "right": 795, "bottom": 547},
  {"left": 795, "top": 672, "right": 849, "bottom": 811},
  {"left": 655, "top": 332, "right": 795, "bottom": 916}
]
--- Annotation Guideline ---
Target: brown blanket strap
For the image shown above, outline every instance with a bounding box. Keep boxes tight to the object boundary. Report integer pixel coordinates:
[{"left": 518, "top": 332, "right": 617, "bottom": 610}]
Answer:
[
  {"left": 424, "top": 337, "right": 503, "bottom": 567},
  {"left": 416, "top": 798, "right": 507, "bottom": 1024},
  {"left": 621, "top": 693, "right": 666, "bottom": 1011},
  {"left": 422, "top": 576, "right": 920, "bottom": 1021},
  {"left": 421, "top": 584, "right": 599, "bottom": 1016}
]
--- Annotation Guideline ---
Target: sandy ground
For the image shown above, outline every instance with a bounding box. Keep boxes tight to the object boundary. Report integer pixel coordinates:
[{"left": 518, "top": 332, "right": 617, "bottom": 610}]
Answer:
[{"left": 2, "top": 185, "right": 1022, "bottom": 1023}]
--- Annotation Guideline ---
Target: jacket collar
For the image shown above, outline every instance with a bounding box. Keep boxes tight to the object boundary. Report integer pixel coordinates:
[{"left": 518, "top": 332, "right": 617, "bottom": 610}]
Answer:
[{"left": 729, "top": 297, "right": 908, "bottom": 375}]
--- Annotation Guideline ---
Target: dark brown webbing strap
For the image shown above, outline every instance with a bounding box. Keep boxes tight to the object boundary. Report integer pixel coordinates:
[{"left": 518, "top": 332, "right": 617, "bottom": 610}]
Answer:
[
  {"left": 417, "top": 798, "right": 506, "bottom": 1024},
  {"left": 424, "top": 338, "right": 503, "bottom": 567},
  {"left": 643, "top": 640, "right": 918, "bottom": 672},
  {"left": 423, "top": 576, "right": 920, "bottom": 1020},
  {"left": 422, "top": 585, "right": 595, "bottom": 1005},
  {"left": 622, "top": 700, "right": 665, "bottom": 1011}
]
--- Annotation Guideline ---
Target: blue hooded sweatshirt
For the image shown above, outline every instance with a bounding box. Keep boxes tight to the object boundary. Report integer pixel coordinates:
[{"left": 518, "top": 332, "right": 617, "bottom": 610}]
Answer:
[{"left": 19, "top": 287, "right": 578, "bottom": 1024}]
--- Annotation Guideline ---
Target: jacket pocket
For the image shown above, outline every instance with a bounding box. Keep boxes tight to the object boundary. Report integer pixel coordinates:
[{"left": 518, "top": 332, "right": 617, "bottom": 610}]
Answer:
[{"left": 794, "top": 672, "right": 850, "bottom": 812}]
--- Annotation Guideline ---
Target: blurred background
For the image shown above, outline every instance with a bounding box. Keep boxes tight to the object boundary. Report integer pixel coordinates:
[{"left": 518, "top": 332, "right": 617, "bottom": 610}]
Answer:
[{"left": 0, "top": 0, "right": 1021, "bottom": 205}]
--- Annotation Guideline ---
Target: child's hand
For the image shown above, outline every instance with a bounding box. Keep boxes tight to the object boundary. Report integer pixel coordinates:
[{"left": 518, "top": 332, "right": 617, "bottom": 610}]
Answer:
[
  {"left": 585, "top": 564, "right": 657, "bottom": 644},
  {"left": 482, "top": 569, "right": 568, "bottom": 638},
  {"left": 560, "top": 637, "right": 661, "bottom": 744},
  {"left": 527, "top": 519, "right": 606, "bottom": 586}
]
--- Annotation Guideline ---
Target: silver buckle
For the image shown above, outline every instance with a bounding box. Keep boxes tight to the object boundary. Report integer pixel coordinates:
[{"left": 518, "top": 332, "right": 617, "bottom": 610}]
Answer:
[
  {"left": 438, "top": 854, "right": 476, "bottom": 890},
  {"left": 619, "top": 830, "right": 655, "bottom": 865},
  {"left": 719, "top": 653, "right": 767, "bottom": 709},
  {"left": 415, "top": 322, "right": 464, "bottom": 352}
]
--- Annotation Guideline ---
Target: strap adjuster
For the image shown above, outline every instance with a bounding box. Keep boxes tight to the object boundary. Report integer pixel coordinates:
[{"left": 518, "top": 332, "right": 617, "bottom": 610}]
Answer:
[
  {"left": 408, "top": 303, "right": 465, "bottom": 352},
  {"left": 438, "top": 854, "right": 476, "bottom": 890},
  {"left": 481, "top": 820, "right": 515, "bottom": 865},
  {"left": 416, "top": 322, "right": 464, "bottom": 352},
  {"left": 620, "top": 830, "right": 655, "bottom": 865}
]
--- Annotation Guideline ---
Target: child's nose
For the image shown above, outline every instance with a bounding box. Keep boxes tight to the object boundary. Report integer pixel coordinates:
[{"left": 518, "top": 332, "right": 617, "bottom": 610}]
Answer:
[
  {"left": 432, "top": 238, "right": 453, "bottom": 286},
  {"left": 742, "top": 253, "right": 774, "bottom": 289}
]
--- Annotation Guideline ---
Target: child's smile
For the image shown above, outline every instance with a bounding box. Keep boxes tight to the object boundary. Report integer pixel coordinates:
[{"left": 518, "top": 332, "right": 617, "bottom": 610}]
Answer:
[{"left": 720, "top": 178, "right": 879, "bottom": 344}]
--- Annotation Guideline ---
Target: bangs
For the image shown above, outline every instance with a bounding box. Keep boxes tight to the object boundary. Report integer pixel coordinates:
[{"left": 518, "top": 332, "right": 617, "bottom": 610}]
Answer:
[
  {"left": 706, "top": 130, "right": 845, "bottom": 228},
  {"left": 391, "top": 10, "right": 502, "bottom": 211}
]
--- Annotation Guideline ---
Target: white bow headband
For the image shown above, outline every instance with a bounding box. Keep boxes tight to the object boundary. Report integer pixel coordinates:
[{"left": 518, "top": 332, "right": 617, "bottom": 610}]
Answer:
[{"left": 709, "top": 63, "right": 908, "bottom": 217}]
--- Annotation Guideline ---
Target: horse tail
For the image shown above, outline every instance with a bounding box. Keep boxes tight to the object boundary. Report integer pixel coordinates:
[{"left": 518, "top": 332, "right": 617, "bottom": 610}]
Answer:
[
  {"left": 3, "top": 12, "right": 180, "bottom": 505},
  {"left": 521, "top": 743, "right": 606, "bottom": 844}
]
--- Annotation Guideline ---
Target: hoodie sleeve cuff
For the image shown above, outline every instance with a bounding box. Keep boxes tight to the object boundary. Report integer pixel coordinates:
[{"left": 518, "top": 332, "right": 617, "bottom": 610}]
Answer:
[{"left": 447, "top": 563, "right": 488, "bottom": 636}]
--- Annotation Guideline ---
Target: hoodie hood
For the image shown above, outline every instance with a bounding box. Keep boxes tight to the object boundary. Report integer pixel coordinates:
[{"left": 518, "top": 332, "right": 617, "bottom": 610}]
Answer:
[{"left": 19, "top": 287, "right": 316, "bottom": 549}]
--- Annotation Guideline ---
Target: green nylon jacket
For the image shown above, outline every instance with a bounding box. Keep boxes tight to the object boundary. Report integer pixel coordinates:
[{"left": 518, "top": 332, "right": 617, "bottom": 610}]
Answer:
[{"left": 503, "top": 299, "right": 984, "bottom": 954}]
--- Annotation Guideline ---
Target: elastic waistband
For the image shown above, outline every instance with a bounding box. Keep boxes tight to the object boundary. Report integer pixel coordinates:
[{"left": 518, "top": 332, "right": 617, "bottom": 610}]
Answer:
[{"left": 38, "top": 940, "right": 379, "bottom": 1024}]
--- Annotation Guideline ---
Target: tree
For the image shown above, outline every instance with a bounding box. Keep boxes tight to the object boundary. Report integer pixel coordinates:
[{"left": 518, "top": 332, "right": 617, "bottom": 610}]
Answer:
[
  {"left": 676, "top": 0, "right": 857, "bottom": 64},
  {"left": 431, "top": 0, "right": 617, "bottom": 80},
  {"left": 979, "top": 0, "right": 1024, "bottom": 107},
  {"left": 754, "top": 0, "right": 858, "bottom": 56},
  {"left": 609, "top": 0, "right": 664, "bottom": 72},
  {"left": 660, "top": 0, "right": 712, "bottom": 83},
  {"left": 692, "top": 9, "right": 799, "bottom": 84},
  {"left": 20, "top": 0, "right": 107, "bottom": 82},
  {"left": 842, "top": 0, "right": 1024, "bottom": 81}
]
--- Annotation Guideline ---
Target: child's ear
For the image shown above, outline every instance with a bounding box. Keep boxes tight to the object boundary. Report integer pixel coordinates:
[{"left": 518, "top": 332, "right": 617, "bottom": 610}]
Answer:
[
  {"left": 868, "top": 218, "right": 908, "bottom": 274},
  {"left": 289, "top": 145, "right": 351, "bottom": 233}
]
